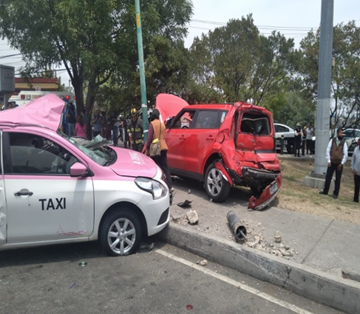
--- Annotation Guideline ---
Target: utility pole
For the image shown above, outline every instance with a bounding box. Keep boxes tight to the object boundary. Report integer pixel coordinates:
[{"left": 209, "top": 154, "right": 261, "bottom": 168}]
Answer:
[
  {"left": 314, "top": 0, "right": 334, "bottom": 176},
  {"left": 135, "top": 0, "right": 149, "bottom": 141}
]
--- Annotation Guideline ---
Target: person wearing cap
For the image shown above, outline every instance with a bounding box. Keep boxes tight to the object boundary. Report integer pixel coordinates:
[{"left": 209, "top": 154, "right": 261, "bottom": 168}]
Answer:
[
  {"left": 127, "top": 108, "right": 144, "bottom": 152},
  {"left": 294, "top": 122, "right": 303, "bottom": 157},
  {"left": 319, "top": 128, "right": 348, "bottom": 199},
  {"left": 351, "top": 138, "right": 360, "bottom": 202}
]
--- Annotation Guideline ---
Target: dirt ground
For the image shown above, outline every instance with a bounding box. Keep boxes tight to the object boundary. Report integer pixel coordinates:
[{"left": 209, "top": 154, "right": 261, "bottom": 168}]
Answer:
[{"left": 275, "top": 157, "right": 360, "bottom": 225}]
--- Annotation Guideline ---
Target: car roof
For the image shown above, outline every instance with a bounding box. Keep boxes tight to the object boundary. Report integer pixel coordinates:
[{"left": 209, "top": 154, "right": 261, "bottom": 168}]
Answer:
[
  {"left": 274, "top": 123, "right": 294, "bottom": 129},
  {"left": 0, "top": 94, "right": 64, "bottom": 131},
  {"left": 156, "top": 93, "right": 271, "bottom": 121}
]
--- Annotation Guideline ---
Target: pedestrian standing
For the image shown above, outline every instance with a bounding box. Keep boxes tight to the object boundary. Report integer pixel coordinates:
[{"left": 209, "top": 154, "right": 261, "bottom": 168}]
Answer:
[
  {"left": 75, "top": 114, "right": 86, "bottom": 138},
  {"left": 109, "top": 112, "right": 119, "bottom": 146},
  {"left": 66, "top": 102, "right": 77, "bottom": 136},
  {"left": 294, "top": 122, "right": 302, "bottom": 157},
  {"left": 351, "top": 138, "right": 360, "bottom": 203},
  {"left": 92, "top": 109, "right": 102, "bottom": 138},
  {"left": 81, "top": 109, "right": 89, "bottom": 139},
  {"left": 306, "top": 122, "right": 314, "bottom": 155},
  {"left": 100, "top": 111, "right": 109, "bottom": 139},
  {"left": 302, "top": 126, "right": 307, "bottom": 156},
  {"left": 127, "top": 109, "right": 144, "bottom": 152},
  {"left": 142, "top": 109, "right": 173, "bottom": 193},
  {"left": 118, "top": 115, "right": 124, "bottom": 143},
  {"left": 319, "top": 128, "right": 348, "bottom": 199}
]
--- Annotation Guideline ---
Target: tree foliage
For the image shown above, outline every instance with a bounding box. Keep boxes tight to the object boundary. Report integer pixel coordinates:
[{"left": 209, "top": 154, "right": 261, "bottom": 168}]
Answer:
[
  {"left": 299, "top": 21, "right": 360, "bottom": 129},
  {"left": 0, "top": 0, "right": 193, "bottom": 118},
  {"left": 188, "top": 15, "right": 299, "bottom": 108}
]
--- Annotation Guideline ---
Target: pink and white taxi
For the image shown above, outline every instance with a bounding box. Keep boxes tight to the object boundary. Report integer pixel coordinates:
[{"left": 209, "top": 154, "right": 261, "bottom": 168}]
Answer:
[{"left": 0, "top": 94, "right": 170, "bottom": 256}]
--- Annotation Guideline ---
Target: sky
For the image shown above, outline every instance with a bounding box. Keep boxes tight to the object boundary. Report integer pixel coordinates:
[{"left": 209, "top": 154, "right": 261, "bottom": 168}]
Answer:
[{"left": 1, "top": 0, "right": 360, "bottom": 86}]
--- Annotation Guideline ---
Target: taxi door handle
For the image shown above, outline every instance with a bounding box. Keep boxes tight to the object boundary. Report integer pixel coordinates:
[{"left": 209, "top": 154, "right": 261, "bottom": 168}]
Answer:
[
  {"left": 14, "top": 189, "right": 34, "bottom": 197},
  {"left": 206, "top": 136, "right": 214, "bottom": 140},
  {"left": 179, "top": 135, "right": 186, "bottom": 140}
]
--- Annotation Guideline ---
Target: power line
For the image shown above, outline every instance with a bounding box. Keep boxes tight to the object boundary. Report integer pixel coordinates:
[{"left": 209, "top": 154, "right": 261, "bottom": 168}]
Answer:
[
  {"left": 190, "top": 18, "right": 318, "bottom": 31},
  {"left": 0, "top": 53, "right": 22, "bottom": 59}
]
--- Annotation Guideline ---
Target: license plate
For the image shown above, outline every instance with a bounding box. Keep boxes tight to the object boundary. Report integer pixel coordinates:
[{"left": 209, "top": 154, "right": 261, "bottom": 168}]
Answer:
[{"left": 270, "top": 183, "right": 278, "bottom": 195}]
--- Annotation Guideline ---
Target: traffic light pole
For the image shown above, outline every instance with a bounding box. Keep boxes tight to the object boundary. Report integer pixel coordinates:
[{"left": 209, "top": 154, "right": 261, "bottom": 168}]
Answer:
[{"left": 135, "top": 0, "right": 149, "bottom": 141}]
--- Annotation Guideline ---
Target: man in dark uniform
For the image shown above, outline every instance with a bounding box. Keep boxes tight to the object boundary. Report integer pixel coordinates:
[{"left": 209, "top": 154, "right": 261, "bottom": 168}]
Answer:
[
  {"left": 127, "top": 109, "right": 144, "bottom": 152},
  {"left": 294, "top": 122, "right": 302, "bottom": 157}
]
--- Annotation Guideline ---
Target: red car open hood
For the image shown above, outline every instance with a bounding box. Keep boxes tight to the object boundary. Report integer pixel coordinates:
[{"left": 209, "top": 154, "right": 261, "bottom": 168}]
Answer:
[{"left": 155, "top": 93, "right": 189, "bottom": 122}]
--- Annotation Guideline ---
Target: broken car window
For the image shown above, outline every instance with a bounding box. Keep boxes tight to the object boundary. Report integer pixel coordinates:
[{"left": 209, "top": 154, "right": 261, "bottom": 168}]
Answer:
[{"left": 240, "top": 113, "right": 270, "bottom": 135}]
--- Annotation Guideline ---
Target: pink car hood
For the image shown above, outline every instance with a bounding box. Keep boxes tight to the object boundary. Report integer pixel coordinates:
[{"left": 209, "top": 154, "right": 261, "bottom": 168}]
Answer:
[
  {"left": 110, "top": 148, "right": 158, "bottom": 178},
  {"left": 0, "top": 94, "right": 64, "bottom": 130},
  {"left": 155, "top": 93, "right": 189, "bottom": 121}
]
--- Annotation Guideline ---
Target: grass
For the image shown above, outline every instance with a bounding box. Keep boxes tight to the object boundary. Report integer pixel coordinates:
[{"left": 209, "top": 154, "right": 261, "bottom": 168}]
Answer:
[{"left": 277, "top": 157, "right": 359, "bottom": 225}]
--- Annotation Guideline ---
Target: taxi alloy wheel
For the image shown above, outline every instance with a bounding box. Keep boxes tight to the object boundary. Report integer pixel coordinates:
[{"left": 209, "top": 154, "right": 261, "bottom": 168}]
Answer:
[
  {"left": 100, "top": 210, "right": 141, "bottom": 256},
  {"left": 204, "top": 163, "right": 231, "bottom": 202}
]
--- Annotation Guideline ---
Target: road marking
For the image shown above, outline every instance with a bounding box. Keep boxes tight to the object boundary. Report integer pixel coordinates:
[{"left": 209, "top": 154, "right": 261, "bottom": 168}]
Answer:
[{"left": 156, "top": 249, "right": 313, "bottom": 314}]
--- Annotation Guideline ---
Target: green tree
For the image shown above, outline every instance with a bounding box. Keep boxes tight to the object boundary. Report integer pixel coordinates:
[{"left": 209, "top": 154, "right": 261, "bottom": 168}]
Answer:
[
  {"left": 188, "top": 15, "right": 298, "bottom": 107},
  {"left": 299, "top": 21, "right": 360, "bottom": 129},
  {"left": 0, "top": 0, "right": 193, "bottom": 120}
]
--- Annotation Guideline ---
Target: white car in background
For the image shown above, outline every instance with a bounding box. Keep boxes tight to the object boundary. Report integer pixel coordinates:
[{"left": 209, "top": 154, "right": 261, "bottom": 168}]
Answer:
[
  {"left": 343, "top": 128, "right": 360, "bottom": 155},
  {"left": 274, "top": 123, "right": 295, "bottom": 154}
]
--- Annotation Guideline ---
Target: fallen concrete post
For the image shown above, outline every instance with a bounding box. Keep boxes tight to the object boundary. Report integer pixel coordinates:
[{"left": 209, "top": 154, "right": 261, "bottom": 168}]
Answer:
[{"left": 227, "top": 211, "right": 247, "bottom": 243}]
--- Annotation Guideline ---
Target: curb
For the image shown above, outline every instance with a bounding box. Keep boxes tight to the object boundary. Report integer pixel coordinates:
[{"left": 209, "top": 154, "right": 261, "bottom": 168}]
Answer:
[{"left": 156, "top": 223, "right": 360, "bottom": 314}]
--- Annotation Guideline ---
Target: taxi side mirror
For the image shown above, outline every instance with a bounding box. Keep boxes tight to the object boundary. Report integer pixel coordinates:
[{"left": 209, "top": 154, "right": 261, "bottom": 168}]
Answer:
[{"left": 70, "top": 162, "right": 88, "bottom": 177}]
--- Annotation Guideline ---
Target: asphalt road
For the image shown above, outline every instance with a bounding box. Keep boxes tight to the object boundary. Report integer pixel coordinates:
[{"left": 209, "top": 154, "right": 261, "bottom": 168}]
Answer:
[{"left": 0, "top": 241, "right": 343, "bottom": 314}]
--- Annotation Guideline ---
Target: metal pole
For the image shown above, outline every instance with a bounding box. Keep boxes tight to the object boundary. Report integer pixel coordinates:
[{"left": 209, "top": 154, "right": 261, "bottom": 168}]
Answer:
[
  {"left": 314, "top": 0, "right": 334, "bottom": 176},
  {"left": 135, "top": 0, "right": 149, "bottom": 141}
]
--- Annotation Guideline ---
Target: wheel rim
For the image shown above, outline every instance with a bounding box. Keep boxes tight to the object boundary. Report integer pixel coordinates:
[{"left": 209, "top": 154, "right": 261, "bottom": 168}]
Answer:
[
  {"left": 206, "top": 168, "right": 223, "bottom": 197},
  {"left": 107, "top": 218, "right": 136, "bottom": 255}
]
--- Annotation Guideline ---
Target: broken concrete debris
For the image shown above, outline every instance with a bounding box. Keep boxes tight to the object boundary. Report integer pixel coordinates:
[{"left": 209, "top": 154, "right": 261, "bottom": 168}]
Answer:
[
  {"left": 274, "top": 230, "right": 282, "bottom": 243},
  {"left": 186, "top": 210, "right": 199, "bottom": 225},
  {"left": 196, "top": 259, "right": 208, "bottom": 266}
]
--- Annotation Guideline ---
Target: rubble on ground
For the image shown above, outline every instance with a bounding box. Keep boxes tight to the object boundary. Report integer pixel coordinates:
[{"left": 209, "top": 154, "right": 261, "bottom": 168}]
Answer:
[{"left": 170, "top": 212, "right": 299, "bottom": 260}]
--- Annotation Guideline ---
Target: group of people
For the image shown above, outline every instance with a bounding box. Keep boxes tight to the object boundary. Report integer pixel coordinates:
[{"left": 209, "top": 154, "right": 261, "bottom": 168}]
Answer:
[
  {"left": 294, "top": 122, "right": 314, "bottom": 157},
  {"left": 62, "top": 101, "right": 88, "bottom": 138},
  {"left": 90, "top": 107, "right": 173, "bottom": 192}
]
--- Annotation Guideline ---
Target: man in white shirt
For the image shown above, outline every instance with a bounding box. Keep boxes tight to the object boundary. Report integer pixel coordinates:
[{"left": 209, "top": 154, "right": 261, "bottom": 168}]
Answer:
[
  {"left": 306, "top": 123, "right": 314, "bottom": 155},
  {"left": 351, "top": 138, "right": 360, "bottom": 202},
  {"left": 319, "top": 128, "right": 348, "bottom": 199}
]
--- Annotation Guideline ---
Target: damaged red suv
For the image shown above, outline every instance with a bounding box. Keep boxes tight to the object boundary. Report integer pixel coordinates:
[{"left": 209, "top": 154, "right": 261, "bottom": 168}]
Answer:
[{"left": 156, "top": 94, "right": 282, "bottom": 210}]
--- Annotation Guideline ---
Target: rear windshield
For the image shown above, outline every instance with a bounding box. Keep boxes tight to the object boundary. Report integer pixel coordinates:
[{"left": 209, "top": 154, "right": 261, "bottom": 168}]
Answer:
[{"left": 240, "top": 113, "right": 271, "bottom": 135}]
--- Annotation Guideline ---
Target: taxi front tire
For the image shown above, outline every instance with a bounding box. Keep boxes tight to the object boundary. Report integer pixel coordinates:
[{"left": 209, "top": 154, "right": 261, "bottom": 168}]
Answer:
[{"left": 100, "top": 209, "right": 141, "bottom": 256}]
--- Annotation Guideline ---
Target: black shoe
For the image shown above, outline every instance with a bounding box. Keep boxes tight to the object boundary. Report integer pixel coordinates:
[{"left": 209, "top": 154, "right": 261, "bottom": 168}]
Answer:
[
  {"left": 319, "top": 191, "right": 327, "bottom": 195},
  {"left": 354, "top": 199, "right": 359, "bottom": 203},
  {"left": 333, "top": 194, "right": 338, "bottom": 199}
]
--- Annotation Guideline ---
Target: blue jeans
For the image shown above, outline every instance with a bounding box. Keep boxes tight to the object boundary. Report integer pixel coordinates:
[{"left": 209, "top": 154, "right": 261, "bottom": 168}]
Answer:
[{"left": 68, "top": 123, "right": 75, "bottom": 137}]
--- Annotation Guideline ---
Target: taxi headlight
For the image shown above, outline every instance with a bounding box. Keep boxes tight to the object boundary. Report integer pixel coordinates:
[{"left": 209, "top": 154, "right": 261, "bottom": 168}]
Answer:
[{"left": 135, "top": 177, "right": 167, "bottom": 200}]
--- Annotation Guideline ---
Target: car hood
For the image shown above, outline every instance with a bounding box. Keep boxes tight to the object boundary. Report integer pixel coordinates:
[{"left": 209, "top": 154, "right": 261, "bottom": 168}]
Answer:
[
  {"left": 110, "top": 148, "right": 158, "bottom": 178},
  {"left": 155, "top": 93, "right": 189, "bottom": 121},
  {"left": 0, "top": 94, "right": 64, "bottom": 131}
]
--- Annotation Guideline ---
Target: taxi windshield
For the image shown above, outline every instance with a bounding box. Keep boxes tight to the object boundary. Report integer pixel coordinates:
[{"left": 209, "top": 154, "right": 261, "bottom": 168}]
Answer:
[{"left": 58, "top": 131, "right": 113, "bottom": 166}]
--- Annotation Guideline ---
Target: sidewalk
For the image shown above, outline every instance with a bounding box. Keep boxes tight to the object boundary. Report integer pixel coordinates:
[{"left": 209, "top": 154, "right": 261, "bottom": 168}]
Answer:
[{"left": 155, "top": 183, "right": 360, "bottom": 314}]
